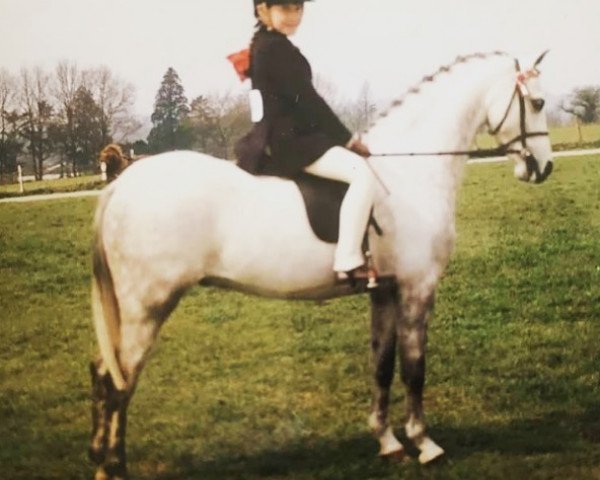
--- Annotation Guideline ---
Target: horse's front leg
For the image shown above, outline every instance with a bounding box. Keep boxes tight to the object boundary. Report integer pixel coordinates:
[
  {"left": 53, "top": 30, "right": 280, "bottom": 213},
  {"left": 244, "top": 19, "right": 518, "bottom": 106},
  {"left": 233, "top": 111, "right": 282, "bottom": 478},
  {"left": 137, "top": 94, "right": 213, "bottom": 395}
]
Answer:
[
  {"left": 368, "top": 284, "right": 405, "bottom": 459},
  {"left": 398, "top": 287, "right": 444, "bottom": 464}
]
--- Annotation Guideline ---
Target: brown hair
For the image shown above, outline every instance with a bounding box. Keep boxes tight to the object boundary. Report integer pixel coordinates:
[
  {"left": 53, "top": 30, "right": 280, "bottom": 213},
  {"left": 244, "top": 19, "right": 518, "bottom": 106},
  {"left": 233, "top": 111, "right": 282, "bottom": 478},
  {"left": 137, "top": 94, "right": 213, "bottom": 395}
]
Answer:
[{"left": 98, "top": 144, "right": 134, "bottom": 183}]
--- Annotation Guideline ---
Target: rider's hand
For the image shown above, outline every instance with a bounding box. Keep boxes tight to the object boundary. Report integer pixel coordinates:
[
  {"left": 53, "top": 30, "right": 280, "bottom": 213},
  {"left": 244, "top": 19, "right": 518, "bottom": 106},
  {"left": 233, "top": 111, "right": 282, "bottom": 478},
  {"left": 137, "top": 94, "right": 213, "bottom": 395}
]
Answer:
[{"left": 346, "top": 135, "right": 371, "bottom": 158}]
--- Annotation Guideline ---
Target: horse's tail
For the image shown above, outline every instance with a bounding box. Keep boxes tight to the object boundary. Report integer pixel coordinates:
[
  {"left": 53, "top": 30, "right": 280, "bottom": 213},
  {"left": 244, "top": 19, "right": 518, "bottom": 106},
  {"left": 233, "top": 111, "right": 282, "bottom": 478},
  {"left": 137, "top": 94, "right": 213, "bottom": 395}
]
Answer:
[
  {"left": 91, "top": 185, "right": 127, "bottom": 391},
  {"left": 98, "top": 144, "right": 130, "bottom": 183}
]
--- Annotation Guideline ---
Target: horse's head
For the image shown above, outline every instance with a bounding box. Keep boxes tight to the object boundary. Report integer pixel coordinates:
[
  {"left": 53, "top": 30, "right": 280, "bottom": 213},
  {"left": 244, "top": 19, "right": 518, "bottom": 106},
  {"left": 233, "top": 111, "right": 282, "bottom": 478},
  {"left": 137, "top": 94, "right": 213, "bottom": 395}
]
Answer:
[
  {"left": 99, "top": 143, "right": 135, "bottom": 183},
  {"left": 486, "top": 51, "right": 553, "bottom": 183}
]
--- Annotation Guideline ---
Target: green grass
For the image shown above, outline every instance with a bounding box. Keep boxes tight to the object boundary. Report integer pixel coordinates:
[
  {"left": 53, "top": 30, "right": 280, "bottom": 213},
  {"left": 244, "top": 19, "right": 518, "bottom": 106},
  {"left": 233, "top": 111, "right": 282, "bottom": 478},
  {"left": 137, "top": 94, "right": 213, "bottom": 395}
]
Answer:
[
  {"left": 476, "top": 123, "right": 600, "bottom": 150},
  {"left": 0, "top": 174, "right": 104, "bottom": 199},
  {"left": 549, "top": 123, "right": 600, "bottom": 144},
  {"left": 1, "top": 156, "right": 599, "bottom": 479}
]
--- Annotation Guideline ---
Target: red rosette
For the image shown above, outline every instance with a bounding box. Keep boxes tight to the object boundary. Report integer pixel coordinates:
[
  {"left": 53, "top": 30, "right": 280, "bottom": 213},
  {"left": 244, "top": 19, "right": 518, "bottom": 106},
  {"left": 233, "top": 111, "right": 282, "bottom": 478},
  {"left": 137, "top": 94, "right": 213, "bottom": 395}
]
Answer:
[{"left": 227, "top": 48, "right": 250, "bottom": 82}]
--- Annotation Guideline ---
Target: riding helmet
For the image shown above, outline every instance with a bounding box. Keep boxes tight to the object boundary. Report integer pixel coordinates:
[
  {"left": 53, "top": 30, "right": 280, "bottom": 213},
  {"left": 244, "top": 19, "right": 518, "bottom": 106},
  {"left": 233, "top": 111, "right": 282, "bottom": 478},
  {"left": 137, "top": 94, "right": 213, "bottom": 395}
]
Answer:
[{"left": 253, "top": 0, "right": 312, "bottom": 6}]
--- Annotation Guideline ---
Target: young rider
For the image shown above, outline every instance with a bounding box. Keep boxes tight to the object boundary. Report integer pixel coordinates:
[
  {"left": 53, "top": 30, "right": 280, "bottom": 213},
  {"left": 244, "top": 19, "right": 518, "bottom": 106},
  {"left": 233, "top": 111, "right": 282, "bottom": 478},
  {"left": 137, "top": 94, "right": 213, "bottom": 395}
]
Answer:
[{"left": 235, "top": 0, "right": 377, "bottom": 281}]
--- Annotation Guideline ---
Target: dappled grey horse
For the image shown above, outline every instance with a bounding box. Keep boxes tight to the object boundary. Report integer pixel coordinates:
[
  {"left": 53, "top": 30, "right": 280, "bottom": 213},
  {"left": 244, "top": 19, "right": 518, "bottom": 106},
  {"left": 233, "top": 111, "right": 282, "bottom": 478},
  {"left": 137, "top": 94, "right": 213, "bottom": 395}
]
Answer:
[{"left": 89, "top": 51, "right": 553, "bottom": 479}]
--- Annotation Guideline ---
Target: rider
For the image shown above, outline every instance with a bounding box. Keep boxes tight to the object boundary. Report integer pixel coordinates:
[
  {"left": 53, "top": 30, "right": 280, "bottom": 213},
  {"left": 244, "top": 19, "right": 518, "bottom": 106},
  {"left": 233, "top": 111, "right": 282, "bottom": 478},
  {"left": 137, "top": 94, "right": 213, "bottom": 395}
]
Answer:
[{"left": 235, "top": 0, "right": 377, "bottom": 281}]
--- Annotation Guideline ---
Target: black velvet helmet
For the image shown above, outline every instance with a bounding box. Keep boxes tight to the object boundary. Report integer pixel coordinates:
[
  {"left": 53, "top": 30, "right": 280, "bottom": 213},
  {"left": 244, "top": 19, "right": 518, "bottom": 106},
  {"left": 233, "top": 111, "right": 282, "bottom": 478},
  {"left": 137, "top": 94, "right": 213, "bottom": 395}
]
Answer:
[
  {"left": 253, "top": 0, "right": 312, "bottom": 6},
  {"left": 253, "top": 0, "right": 312, "bottom": 18}
]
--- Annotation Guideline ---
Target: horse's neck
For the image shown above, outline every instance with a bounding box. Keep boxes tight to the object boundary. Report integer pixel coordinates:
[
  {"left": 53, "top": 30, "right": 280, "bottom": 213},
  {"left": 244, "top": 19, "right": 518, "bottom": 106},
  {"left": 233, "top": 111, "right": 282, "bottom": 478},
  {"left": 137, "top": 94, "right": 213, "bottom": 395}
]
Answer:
[{"left": 367, "top": 56, "right": 513, "bottom": 205}]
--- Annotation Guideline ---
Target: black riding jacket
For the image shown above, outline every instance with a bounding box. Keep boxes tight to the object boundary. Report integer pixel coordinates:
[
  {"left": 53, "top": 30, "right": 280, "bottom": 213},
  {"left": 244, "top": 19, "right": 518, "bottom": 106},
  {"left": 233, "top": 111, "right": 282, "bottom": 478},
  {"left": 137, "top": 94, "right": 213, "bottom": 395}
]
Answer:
[{"left": 235, "top": 28, "right": 352, "bottom": 177}]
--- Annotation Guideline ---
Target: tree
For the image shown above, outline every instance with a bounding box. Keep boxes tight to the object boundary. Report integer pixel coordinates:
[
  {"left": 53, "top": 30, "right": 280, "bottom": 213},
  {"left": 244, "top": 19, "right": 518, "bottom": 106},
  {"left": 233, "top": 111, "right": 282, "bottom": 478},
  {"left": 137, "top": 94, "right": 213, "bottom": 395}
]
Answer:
[
  {"left": 185, "top": 92, "right": 250, "bottom": 158},
  {"left": 187, "top": 95, "right": 215, "bottom": 152},
  {"left": 83, "top": 67, "right": 140, "bottom": 144},
  {"left": 560, "top": 86, "right": 600, "bottom": 144},
  {"left": 0, "top": 69, "right": 21, "bottom": 183},
  {"left": 343, "top": 82, "right": 377, "bottom": 134},
  {"left": 313, "top": 77, "right": 378, "bottom": 134},
  {"left": 561, "top": 86, "right": 600, "bottom": 124},
  {"left": 147, "top": 67, "right": 190, "bottom": 153},
  {"left": 129, "top": 139, "right": 150, "bottom": 156},
  {"left": 68, "top": 86, "right": 104, "bottom": 174},
  {"left": 18, "top": 67, "right": 54, "bottom": 180},
  {"left": 53, "top": 61, "right": 82, "bottom": 177}
]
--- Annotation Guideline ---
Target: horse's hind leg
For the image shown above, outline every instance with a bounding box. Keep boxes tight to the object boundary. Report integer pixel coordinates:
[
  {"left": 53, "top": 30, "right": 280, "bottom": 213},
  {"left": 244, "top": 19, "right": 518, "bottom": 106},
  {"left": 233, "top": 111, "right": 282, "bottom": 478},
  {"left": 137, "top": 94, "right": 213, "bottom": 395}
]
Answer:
[
  {"left": 398, "top": 286, "right": 444, "bottom": 464},
  {"left": 90, "top": 294, "right": 180, "bottom": 480},
  {"left": 368, "top": 284, "right": 405, "bottom": 459},
  {"left": 90, "top": 359, "right": 130, "bottom": 480}
]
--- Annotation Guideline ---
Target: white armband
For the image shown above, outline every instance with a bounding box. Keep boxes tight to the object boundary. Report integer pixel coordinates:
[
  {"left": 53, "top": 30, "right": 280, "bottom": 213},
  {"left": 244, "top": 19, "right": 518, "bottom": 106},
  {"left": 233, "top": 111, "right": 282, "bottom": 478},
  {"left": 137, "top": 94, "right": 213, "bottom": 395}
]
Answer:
[{"left": 249, "top": 89, "right": 264, "bottom": 123}]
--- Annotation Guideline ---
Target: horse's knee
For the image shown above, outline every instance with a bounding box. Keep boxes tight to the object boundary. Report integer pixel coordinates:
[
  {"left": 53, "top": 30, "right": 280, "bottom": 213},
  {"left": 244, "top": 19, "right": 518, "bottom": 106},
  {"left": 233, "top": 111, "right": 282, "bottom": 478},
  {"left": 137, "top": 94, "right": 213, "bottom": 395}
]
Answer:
[{"left": 400, "top": 353, "right": 425, "bottom": 392}]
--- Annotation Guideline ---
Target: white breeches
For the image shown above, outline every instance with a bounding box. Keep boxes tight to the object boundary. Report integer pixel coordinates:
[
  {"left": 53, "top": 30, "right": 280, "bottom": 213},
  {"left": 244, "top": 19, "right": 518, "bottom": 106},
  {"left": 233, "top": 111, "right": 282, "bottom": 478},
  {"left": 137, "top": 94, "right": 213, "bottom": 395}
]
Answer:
[{"left": 304, "top": 146, "right": 376, "bottom": 272}]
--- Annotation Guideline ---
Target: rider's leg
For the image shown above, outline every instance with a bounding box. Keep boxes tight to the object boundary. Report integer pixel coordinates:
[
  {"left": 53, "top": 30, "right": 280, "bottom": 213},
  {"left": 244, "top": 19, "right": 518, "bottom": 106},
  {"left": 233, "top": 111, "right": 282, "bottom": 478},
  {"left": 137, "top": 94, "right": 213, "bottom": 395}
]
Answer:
[{"left": 304, "top": 146, "right": 376, "bottom": 272}]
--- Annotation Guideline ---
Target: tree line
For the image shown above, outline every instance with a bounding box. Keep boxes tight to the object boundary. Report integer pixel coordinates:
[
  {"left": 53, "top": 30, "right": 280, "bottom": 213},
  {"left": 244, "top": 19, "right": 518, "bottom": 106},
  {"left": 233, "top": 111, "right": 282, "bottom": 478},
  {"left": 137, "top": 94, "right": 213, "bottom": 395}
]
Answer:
[
  {"left": 0, "top": 63, "right": 379, "bottom": 182},
  {"left": 143, "top": 67, "right": 253, "bottom": 160},
  {"left": 144, "top": 67, "right": 379, "bottom": 160},
  {"left": 0, "top": 62, "right": 138, "bottom": 182}
]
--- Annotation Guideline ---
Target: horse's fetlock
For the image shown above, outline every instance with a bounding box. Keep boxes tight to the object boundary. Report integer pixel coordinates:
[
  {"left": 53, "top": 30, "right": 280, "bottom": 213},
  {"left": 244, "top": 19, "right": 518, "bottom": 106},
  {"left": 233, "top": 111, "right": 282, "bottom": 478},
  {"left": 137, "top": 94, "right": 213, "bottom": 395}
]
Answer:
[
  {"left": 405, "top": 417, "right": 426, "bottom": 442},
  {"left": 368, "top": 411, "right": 388, "bottom": 437},
  {"left": 88, "top": 444, "right": 106, "bottom": 465},
  {"left": 104, "top": 450, "right": 128, "bottom": 479}
]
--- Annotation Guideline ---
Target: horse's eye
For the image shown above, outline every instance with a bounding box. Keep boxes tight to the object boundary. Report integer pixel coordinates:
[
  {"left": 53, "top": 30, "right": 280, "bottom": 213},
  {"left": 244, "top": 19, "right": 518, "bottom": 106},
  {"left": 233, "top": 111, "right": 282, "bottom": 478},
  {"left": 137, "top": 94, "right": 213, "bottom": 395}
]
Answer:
[{"left": 531, "top": 98, "right": 545, "bottom": 112}]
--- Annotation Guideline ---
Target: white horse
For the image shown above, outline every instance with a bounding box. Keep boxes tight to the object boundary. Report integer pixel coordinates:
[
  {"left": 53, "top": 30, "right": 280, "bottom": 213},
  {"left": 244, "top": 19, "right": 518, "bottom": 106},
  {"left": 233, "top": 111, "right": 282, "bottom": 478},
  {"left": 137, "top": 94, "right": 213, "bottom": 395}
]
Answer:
[{"left": 89, "top": 51, "right": 553, "bottom": 479}]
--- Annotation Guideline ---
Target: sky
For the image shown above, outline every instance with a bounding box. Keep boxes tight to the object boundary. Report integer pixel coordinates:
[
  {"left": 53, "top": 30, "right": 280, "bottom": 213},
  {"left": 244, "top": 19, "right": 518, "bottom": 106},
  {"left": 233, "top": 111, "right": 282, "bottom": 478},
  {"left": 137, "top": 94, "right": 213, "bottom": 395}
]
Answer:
[{"left": 1, "top": 0, "right": 600, "bottom": 122}]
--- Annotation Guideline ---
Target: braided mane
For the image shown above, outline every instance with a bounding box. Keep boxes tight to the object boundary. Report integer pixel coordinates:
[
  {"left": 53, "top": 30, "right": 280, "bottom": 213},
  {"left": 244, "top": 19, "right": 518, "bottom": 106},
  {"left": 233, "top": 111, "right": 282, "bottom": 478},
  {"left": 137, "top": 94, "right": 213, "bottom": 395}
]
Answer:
[{"left": 369, "top": 51, "right": 509, "bottom": 132}]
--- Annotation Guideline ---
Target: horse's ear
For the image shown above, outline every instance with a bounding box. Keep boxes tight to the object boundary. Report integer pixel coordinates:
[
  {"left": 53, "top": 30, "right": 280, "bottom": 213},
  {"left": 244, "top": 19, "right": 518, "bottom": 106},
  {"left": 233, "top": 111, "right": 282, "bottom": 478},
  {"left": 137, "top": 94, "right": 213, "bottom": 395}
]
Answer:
[{"left": 533, "top": 50, "right": 550, "bottom": 70}]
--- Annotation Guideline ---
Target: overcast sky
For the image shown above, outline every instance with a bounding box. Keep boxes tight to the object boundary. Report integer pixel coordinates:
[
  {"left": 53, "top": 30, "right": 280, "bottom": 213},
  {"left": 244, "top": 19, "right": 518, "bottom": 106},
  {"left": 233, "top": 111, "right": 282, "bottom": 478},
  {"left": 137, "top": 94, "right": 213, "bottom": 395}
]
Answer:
[{"left": 1, "top": 0, "right": 599, "bottom": 119}]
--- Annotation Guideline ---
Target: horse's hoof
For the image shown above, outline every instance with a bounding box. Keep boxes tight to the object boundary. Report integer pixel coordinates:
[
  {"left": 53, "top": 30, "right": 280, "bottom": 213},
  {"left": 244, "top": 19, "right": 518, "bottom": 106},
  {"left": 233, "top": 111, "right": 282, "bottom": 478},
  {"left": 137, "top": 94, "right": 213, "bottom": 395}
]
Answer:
[
  {"left": 418, "top": 443, "right": 445, "bottom": 464},
  {"left": 380, "top": 447, "right": 408, "bottom": 464}
]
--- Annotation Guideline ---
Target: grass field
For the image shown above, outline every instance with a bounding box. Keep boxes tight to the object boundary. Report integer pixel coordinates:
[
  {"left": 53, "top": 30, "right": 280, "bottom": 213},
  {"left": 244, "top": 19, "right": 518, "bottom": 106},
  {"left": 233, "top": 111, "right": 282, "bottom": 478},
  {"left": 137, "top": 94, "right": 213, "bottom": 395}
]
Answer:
[
  {"left": 548, "top": 123, "right": 600, "bottom": 145},
  {"left": 1, "top": 155, "right": 599, "bottom": 479},
  {"left": 0, "top": 174, "right": 103, "bottom": 199},
  {"left": 476, "top": 123, "right": 600, "bottom": 150}
]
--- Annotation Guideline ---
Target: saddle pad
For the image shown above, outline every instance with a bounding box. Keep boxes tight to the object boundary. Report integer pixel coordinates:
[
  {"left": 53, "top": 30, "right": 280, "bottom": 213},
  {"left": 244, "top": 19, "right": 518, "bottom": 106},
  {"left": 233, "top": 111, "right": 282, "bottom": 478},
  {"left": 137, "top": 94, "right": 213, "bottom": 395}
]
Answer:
[{"left": 293, "top": 173, "right": 348, "bottom": 243}]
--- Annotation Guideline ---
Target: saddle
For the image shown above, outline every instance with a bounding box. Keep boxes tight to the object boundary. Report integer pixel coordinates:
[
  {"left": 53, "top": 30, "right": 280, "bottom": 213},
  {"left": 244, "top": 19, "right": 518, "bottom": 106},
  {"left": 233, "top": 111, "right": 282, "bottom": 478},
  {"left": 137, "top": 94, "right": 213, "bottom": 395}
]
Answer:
[
  {"left": 242, "top": 160, "right": 390, "bottom": 290},
  {"left": 293, "top": 173, "right": 382, "bottom": 244},
  {"left": 249, "top": 155, "right": 381, "bottom": 243}
]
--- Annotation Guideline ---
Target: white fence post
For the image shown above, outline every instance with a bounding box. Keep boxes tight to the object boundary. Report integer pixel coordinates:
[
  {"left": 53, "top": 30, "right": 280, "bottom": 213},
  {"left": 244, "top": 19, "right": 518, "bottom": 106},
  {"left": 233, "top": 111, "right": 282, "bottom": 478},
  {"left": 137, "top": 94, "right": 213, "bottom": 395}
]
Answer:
[
  {"left": 100, "top": 161, "right": 107, "bottom": 182},
  {"left": 17, "top": 164, "right": 23, "bottom": 194}
]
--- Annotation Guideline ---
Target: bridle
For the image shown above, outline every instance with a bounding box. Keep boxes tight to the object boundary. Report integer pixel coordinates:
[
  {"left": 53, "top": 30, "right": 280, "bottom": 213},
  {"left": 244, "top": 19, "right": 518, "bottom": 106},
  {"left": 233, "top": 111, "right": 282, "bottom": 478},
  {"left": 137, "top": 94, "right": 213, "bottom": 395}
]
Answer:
[
  {"left": 486, "top": 59, "right": 549, "bottom": 179},
  {"left": 370, "top": 58, "right": 550, "bottom": 165}
]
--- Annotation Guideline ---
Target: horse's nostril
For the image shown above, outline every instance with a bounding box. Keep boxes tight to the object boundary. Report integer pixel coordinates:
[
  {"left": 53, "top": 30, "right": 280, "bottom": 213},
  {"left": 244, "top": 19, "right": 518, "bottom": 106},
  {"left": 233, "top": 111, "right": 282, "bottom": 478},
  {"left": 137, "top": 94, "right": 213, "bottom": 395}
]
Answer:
[{"left": 531, "top": 98, "right": 545, "bottom": 112}]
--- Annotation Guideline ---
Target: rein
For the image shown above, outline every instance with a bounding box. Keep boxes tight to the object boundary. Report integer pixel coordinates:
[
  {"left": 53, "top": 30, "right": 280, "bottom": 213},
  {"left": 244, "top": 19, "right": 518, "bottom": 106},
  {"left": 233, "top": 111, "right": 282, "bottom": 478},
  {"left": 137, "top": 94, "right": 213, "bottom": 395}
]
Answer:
[
  {"left": 369, "top": 59, "right": 549, "bottom": 161},
  {"left": 369, "top": 144, "right": 522, "bottom": 159}
]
